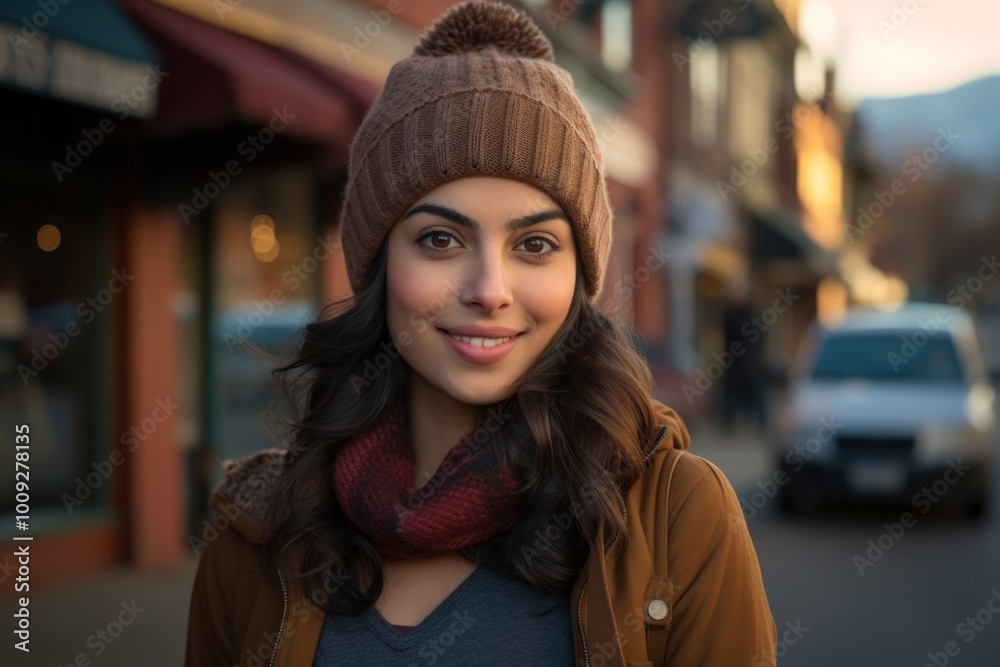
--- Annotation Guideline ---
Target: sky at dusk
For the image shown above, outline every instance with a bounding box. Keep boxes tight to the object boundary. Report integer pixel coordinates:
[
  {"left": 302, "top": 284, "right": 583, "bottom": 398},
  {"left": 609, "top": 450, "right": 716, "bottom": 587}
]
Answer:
[{"left": 798, "top": 0, "right": 1000, "bottom": 104}]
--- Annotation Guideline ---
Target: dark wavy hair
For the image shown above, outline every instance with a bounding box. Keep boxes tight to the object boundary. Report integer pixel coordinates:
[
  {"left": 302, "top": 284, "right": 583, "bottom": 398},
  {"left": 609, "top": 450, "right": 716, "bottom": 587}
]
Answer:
[{"left": 258, "top": 239, "right": 659, "bottom": 615}]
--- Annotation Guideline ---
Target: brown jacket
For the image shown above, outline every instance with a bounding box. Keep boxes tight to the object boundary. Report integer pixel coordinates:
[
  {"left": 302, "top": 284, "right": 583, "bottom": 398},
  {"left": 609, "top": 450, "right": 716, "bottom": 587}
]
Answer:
[{"left": 185, "top": 400, "right": 777, "bottom": 666}]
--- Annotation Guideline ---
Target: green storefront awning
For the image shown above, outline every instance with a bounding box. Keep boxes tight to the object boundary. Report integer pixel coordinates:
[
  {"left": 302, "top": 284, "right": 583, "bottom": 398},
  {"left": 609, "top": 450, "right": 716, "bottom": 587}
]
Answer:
[{"left": 0, "top": 0, "right": 160, "bottom": 117}]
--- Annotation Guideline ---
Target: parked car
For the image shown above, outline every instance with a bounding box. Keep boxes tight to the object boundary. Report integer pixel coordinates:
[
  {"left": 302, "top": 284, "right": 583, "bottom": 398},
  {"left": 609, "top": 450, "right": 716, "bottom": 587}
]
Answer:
[
  {"left": 976, "top": 300, "right": 1000, "bottom": 384},
  {"left": 775, "top": 302, "right": 995, "bottom": 518}
]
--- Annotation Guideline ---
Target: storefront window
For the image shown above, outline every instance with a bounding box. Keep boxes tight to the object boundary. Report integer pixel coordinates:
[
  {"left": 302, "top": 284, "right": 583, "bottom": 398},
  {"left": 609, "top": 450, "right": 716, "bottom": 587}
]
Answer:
[
  {"left": 0, "top": 180, "right": 109, "bottom": 520},
  {"left": 208, "top": 167, "right": 321, "bottom": 488}
]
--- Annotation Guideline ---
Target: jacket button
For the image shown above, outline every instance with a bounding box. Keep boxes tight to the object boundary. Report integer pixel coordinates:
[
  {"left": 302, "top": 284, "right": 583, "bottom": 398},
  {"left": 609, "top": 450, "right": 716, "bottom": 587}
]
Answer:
[{"left": 647, "top": 599, "right": 668, "bottom": 620}]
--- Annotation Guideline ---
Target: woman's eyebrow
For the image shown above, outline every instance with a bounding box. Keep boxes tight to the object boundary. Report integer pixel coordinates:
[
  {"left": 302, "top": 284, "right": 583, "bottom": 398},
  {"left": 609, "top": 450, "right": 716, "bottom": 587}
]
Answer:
[{"left": 400, "top": 203, "right": 569, "bottom": 231}]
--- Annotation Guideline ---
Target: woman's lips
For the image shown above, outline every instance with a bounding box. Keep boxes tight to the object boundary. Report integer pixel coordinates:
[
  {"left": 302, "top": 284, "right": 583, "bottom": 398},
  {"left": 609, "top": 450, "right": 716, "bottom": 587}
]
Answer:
[{"left": 439, "top": 329, "right": 521, "bottom": 364}]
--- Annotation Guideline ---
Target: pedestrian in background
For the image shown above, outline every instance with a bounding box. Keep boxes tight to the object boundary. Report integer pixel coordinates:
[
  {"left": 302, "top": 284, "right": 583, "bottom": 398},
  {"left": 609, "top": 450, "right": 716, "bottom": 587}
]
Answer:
[{"left": 184, "top": 1, "right": 775, "bottom": 665}]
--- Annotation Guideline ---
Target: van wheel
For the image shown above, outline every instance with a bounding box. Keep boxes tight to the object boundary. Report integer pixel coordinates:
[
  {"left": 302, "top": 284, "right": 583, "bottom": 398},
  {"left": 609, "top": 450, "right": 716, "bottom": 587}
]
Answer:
[
  {"left": 964, "top": 493, "right": 988, "bottom": 521},
  {"left": 777, "top": 485, "right": 799, "bottom": 515}
]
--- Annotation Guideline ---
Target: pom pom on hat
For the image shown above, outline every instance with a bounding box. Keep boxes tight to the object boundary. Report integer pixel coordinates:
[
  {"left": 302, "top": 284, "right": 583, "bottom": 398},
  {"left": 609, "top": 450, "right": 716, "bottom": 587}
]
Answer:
[{"left": 414, "top": 0, "right": 554, "bottom": 61}]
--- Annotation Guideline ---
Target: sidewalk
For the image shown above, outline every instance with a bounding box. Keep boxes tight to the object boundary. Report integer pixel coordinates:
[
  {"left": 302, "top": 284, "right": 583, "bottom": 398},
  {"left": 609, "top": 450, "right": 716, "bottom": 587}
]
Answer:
[
  {"left": 685, "top": 421, "right": 776, "bottom": 499},
  {"left": 5, "top": 557, "right": 198, "bottom": 667}
]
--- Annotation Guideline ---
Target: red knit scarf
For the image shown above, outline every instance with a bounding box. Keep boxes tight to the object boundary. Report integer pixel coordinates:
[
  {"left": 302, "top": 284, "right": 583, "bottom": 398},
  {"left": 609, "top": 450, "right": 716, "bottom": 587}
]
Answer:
[{"left": 332, "top": 403, "right": 524, "bottom": 558}]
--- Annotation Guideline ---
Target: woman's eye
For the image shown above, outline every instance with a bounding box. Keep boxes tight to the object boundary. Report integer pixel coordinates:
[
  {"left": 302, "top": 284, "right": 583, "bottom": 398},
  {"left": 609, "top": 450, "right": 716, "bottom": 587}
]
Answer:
[
  {"left": 518, "top": 236, "right": 555, "bottom": 254},
  {"left": 419, "top": 231, "right": 460, "bottom": 250}
]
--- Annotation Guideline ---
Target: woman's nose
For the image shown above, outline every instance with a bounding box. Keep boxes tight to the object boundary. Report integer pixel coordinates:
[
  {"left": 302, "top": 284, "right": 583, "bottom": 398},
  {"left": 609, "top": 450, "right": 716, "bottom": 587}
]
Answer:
[{"left": 459, "top": 252, "right": 513, "bottom": 314}]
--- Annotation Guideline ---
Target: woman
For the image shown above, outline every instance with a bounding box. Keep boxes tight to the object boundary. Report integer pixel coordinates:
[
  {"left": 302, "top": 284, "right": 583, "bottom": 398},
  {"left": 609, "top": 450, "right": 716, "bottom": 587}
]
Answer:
[{"left": 185, "top": 1, "right": 776, "bottom": 665}]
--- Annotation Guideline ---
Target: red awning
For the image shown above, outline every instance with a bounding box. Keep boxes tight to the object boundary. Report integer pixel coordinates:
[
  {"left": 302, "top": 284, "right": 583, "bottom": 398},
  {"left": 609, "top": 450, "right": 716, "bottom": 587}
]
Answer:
[{"left": 117, "top": 0, "right": 378, "bottom": 146}]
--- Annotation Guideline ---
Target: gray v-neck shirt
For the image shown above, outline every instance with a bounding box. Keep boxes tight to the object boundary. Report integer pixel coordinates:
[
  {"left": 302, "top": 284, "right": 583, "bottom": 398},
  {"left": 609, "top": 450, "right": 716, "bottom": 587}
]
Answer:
[{"left": 312, "top": 565, "right": 574, "bottom": 665}]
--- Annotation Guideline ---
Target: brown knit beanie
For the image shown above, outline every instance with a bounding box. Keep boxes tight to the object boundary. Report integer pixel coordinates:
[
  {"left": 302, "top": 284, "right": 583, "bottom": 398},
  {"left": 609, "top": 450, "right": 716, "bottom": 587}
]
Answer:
[{"left": 339, "top": 0, "right": 613, "bottom": 303}]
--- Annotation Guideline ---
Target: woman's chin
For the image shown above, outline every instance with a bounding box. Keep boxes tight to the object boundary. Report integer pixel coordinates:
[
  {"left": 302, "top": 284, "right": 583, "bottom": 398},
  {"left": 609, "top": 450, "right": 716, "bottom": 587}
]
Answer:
[{"left": 440, "top": 380, "right": 515, "bottom": 408}]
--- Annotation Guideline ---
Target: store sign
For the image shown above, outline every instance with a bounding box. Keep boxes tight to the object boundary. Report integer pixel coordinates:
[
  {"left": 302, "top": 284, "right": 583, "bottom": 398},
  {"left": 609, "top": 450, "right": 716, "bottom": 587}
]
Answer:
[{"left": 0, "top": 22, "right": 157, "bottom": 118}]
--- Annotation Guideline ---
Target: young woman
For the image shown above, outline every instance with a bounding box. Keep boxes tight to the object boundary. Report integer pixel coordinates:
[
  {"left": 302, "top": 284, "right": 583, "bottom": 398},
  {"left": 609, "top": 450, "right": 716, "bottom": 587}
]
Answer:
[{"left": 185, "top": 1, "right": 776, "bottom": 665}]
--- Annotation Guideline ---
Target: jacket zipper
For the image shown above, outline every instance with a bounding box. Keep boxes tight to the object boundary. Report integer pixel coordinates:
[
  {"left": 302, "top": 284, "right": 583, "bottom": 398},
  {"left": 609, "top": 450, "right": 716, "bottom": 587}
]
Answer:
[
  {"left": 578, "top": 424, "right": 670, "bottom": 666},
  {"left": 644, "top": 425, "right": 670, "bottom": 464},
  {"left": 268, "top": 567, "right": 289, "bottom": 667},
  {"left": 608, "top": 425, "right": 669, "bottom": 553},
  {"left": 578, "top": 579, "right": 590, "bottom": 667}
]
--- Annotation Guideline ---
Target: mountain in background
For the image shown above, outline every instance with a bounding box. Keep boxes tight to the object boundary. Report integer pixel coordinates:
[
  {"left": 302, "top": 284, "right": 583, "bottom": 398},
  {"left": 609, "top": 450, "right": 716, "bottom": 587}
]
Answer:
[{"left": 854, "top": 75, "right": 1000, "bottom": 176}]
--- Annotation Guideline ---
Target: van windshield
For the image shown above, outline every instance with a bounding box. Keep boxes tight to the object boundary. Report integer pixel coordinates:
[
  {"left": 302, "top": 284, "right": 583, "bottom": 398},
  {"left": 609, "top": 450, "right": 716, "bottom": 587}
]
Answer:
[{"left": 811, "top": 332, "right": 964, "bottom": 383}]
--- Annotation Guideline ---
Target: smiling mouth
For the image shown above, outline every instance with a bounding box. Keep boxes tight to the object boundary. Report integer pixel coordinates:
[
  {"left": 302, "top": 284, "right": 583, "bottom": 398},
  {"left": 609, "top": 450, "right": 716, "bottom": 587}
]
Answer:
[{"left": 446, "top": 333, "right": 515, "bottom": 348}]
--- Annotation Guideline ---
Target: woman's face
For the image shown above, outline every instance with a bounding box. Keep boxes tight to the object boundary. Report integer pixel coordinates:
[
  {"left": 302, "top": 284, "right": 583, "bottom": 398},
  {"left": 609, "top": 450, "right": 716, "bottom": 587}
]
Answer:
[{"left": 385, "top": 175, "right": 577, "bottom": 408}]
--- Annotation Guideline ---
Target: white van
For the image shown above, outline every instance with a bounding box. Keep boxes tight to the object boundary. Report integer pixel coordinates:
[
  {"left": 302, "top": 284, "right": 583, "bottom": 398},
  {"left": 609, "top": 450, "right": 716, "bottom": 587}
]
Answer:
[{"left": 775, "top": 302, "right": 995, "bottom": 518}]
